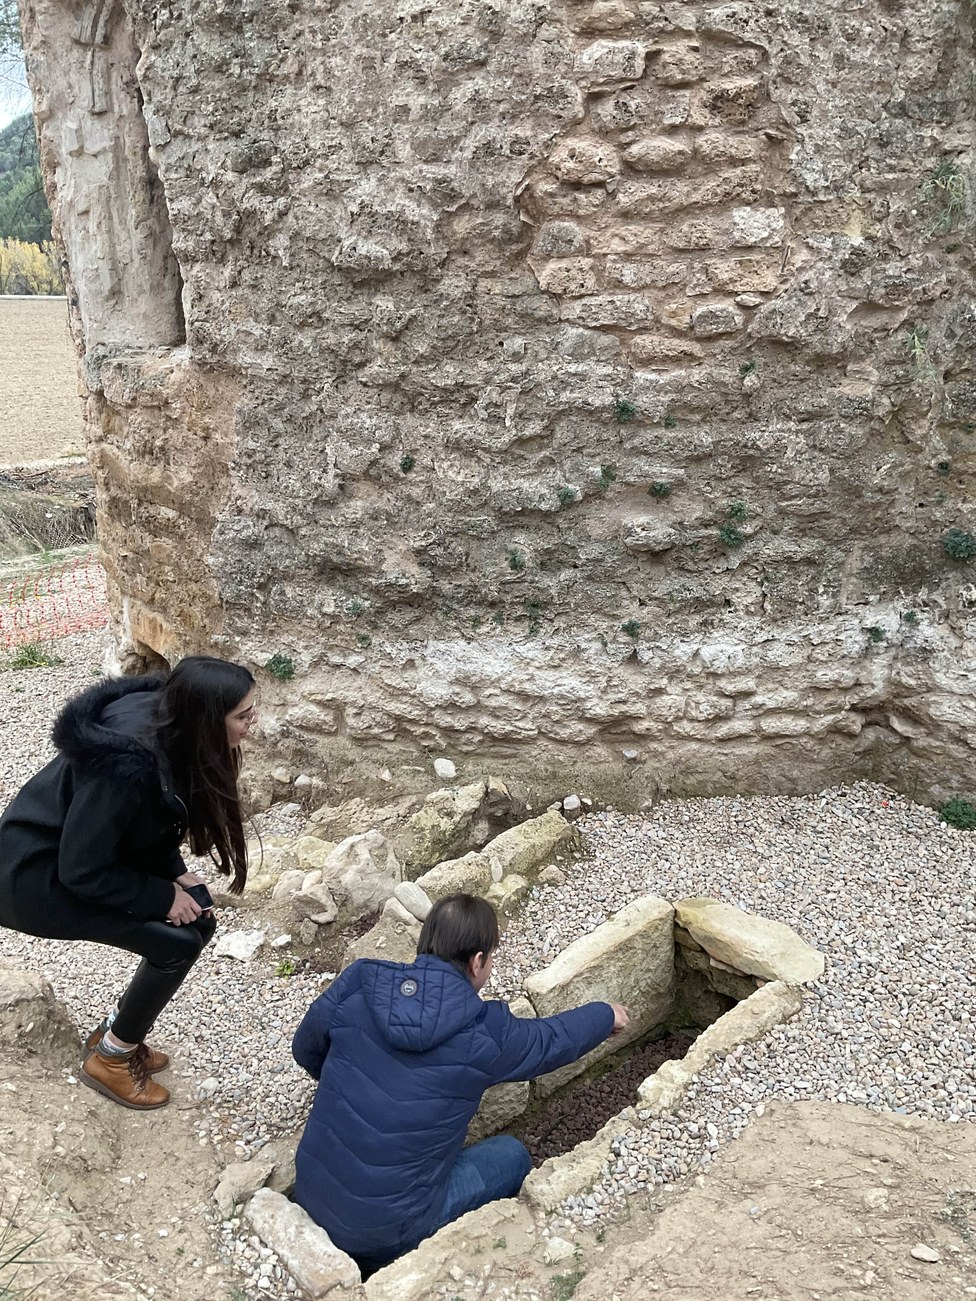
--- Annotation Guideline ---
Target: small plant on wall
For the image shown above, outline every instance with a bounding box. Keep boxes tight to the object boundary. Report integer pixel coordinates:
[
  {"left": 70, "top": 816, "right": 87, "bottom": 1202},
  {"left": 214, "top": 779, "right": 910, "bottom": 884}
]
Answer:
[
  {"left": 648, "top": 481, "right": 671, "bottom": 499},
  {"left": 614, "top": 396, "right": 637, "bottom": 423},
  {"left": 943, "top": 528, "right": 976, "bottom": 561},
  {"left": 621, "top": 619, "right": 641, "bottom": 639},
  {"left": 719, "top": 525, "right": 744, "bottom": 548},
  {"left": 266, "top": 653, "right": 295, "bottom": 681}
]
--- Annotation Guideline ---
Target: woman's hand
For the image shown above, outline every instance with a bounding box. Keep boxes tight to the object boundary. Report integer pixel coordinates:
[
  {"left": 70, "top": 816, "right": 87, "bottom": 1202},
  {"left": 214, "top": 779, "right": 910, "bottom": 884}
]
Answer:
[
  {"left": 175, "top": 871, "right": 206, "bottom": 888},
  {"left": 166, "top": 884, "right": 202, "bottom": 926}
]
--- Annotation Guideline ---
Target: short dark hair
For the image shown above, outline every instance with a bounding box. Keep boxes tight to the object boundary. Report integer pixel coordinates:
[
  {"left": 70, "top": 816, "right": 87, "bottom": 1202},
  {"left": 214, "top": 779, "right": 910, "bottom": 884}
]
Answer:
[{"left": 416, "top": 894, "right": 500, "bottom": 973}]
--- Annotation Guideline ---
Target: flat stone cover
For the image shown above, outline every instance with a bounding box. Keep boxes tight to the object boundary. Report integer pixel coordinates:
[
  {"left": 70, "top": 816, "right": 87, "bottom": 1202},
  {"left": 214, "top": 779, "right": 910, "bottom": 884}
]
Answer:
[{"left": 675, "top": 896, "right": 825, "bottom": 983}]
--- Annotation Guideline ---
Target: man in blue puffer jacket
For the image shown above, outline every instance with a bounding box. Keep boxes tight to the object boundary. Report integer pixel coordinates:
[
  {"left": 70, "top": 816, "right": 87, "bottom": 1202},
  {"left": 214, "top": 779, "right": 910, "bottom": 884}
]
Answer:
[{"left": 292, "top": 892, "right": 627, "bottom": 1275}]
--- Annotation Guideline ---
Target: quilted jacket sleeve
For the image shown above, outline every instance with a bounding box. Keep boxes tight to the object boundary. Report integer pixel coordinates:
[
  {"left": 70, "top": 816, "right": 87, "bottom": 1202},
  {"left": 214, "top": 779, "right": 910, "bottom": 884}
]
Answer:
[
  {"left": 486, "top": 1000, "right": 616, "bottom": 1085},
  {"left": 292, "top": 971, "right": 353, "bottom": 1080}
]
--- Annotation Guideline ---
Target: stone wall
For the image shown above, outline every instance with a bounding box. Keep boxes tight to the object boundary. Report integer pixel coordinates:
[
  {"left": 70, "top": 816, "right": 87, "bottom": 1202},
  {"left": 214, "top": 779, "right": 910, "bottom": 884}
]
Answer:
[{"left": 19, "top": 0, "right": 976, "bottom": 803}]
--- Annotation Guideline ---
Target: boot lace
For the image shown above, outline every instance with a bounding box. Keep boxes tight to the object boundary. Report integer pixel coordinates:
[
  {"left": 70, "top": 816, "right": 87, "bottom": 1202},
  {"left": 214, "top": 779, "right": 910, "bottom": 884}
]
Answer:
[{"left": 128, "top": 1043, "right": 154, "bottom": 1091}]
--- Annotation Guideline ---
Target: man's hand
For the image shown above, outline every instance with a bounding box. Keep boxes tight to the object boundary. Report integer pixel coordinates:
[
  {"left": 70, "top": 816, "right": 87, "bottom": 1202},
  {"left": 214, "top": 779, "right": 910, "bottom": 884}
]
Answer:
[
  {"left": 166, "top": 884, "right": 202, "bottom": 926},
  {"left": 609, "top": 1003, "right": 629, "bottom": 1035}
]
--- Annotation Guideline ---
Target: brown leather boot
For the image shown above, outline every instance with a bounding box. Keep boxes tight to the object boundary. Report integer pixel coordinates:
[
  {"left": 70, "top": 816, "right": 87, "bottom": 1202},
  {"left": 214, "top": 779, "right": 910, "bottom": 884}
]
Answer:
[
  {"left": 80, "top": 1044, "right": 170, "bottom": 1110},
  {"left": 84, "top": 1023, "right": 170, "bottom": 1073}
]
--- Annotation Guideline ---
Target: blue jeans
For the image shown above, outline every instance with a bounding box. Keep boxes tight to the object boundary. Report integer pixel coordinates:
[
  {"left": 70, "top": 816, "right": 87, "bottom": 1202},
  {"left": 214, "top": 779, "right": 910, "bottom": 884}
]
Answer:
[
  {"left": 354, "top": 1137, "right": 533, "bottom": 1279},
  {"left": 431, "top": 1135, "right": 533, "bottom": 1235}
]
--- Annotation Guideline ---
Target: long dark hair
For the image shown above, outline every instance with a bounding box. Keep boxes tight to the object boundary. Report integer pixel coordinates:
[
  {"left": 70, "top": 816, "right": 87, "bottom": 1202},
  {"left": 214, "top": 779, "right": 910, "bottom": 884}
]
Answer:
[{"left": 152, "top": 656, "right": 254, "bottom": 893}]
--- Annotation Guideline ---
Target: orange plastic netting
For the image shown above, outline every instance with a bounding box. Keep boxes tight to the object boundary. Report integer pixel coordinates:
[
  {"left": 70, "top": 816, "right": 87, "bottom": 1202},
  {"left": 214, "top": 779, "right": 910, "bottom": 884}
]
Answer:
[{"left": 0, "top": 550, "right": 108, "bottom": 651}]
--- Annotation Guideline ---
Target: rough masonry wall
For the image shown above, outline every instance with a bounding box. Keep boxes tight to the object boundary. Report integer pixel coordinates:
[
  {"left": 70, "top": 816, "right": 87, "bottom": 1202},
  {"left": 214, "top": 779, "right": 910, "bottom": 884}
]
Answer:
[{"left": 21, "top": 0, "right": 976, "bottom": 803}]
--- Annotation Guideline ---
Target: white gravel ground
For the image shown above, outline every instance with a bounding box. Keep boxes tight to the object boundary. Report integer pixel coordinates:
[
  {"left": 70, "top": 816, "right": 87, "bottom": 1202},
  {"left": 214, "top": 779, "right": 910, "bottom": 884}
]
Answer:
[{"left": 1, "top": 630, "right": 974, "bottom": 1285}]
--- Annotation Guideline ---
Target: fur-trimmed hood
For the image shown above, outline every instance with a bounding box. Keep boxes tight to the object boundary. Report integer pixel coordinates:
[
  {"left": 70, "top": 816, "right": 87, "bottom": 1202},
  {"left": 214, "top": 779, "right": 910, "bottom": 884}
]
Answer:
[{"left": 51, "top": 674, "right": 166, "bottom": 784}]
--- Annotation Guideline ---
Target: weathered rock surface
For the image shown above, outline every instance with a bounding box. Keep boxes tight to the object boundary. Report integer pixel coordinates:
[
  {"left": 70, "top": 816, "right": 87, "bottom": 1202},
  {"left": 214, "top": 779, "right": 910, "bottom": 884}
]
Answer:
[
  {"left": 213, "top": 1156, "right": 276, "bottom": 1219},
  {"left": 674, "top": 898, "right": 825, "bottom": 983},
  {"left": 394, "top": 778, "right": 521, "bottom": 878},
  {"left": 320, "top": 830, "right": 403, "bottom": 923},
  {"left": 524, "top": 895, "right": 674, "bottom": 1092},
  {"left": 21, "top": 0, "right": 976, "bottom": 805},
  {"left": 416, "top": 812, "right": 578, "bottom": 902},
  {"left": 0, "top": 964, "right": 79, "bottom": 1064},
  {"left": 245, "top": 1190, "right": 363, "bottom": 1298}
]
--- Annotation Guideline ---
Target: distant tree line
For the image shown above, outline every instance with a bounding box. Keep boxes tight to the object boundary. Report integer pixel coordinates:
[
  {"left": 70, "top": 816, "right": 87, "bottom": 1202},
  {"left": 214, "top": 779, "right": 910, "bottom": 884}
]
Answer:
[
  {"left": 0, "top": 114, "right": 52, "bottom": 248},
  {"left": 1, "top": 4, "right": 60, "bottom": 293}
]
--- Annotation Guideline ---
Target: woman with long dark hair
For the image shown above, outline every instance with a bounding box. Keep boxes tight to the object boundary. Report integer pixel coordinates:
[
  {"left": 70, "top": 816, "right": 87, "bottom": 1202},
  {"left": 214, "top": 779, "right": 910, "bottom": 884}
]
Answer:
[{"left": 0, "top": 655, "right": 255, "bottom": 1110}]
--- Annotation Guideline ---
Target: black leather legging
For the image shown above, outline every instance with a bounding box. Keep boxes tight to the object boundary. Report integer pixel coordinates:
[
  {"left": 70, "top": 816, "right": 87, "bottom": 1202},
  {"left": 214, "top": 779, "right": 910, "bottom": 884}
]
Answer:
[{"left": 80, "top": 911, "right": 217, "bottom": 1043}]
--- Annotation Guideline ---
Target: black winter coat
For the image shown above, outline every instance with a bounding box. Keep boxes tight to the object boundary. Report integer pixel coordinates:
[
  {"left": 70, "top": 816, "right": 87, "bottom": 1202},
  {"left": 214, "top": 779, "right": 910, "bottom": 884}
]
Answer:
[{"left": 0, "top": 675, "right": 189, "bottom": 936}]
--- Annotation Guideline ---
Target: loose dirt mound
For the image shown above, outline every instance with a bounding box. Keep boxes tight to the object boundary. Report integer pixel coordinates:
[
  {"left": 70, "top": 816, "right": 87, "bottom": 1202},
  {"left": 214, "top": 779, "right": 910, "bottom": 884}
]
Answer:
[
  {"left": 0, "top": 968, "right": 231, "bottom": 1301},
  {"left": 573, "top": 1101, "right": 976, "bottom": 1301}
]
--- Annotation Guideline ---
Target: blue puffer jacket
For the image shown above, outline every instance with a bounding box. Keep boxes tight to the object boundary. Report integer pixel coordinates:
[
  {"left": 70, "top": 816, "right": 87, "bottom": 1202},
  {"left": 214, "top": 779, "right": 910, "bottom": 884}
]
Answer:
[{"left": 292, "top": 954, "right": 615, "bottom": 1260}]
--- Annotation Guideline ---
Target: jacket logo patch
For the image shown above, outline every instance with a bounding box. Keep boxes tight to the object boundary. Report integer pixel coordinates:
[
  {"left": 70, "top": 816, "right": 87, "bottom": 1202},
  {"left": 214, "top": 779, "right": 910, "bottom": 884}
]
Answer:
[{"left": 399, "top": 979, "right": 418, "bottom": 998}]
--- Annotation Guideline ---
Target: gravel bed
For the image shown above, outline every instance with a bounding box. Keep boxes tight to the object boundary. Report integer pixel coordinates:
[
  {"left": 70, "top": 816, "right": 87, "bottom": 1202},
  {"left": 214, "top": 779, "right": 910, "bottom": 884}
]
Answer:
[
  {"left": 489, "top": 789, "right": 976, "bottom": 1226},
  {"left": 1, "top": 633, "right": 974, "bottom": 1283},
  {"left": 513, "top": 1030, "right": 698, "bottom": 1165}
]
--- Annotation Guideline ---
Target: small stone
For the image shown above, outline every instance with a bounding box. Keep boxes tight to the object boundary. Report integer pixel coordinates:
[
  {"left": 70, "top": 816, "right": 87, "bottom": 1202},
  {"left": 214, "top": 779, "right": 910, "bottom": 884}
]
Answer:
[
  {"left": 691, "top": 304, "right": 744, "bottom": 337},
  {"left": 538, "top": 866, "right": 567, "bottom": 887},
  {"left": 271, "top": 934, "right": 292, "bottom": 948},
  {"left": 434, "top": 757, "right": 457, "bottom": 781},
  {"left": 544, "top": 1236, "right": 576, "bottom": 1265},
  {"left": 213, "top": 930, "right": 266, "bottom": 962},
  {"left": 393, "top": 881, "right": 433, "bottom": 922},
  {"left": 910, "top": 1244, "right": 940, "bottom": 1263},
  {"left": 621, "top": 749, "right": 640, "bottom": 761},
  {"left": 563, "top": 794, "right": 582, "bottom": 812}
]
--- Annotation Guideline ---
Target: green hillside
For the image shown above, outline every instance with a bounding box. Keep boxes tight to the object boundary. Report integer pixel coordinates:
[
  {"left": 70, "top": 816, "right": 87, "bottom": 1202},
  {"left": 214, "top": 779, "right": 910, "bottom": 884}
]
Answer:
[{"left": 0, "top": 112, "right": 51, "bottom": 244}]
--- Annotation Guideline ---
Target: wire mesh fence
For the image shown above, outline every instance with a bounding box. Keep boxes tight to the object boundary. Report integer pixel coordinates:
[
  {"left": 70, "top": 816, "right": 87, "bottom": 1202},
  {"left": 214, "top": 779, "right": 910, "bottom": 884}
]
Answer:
[{"left": 0, "top": 548, "right": 108, "bottom": 652}]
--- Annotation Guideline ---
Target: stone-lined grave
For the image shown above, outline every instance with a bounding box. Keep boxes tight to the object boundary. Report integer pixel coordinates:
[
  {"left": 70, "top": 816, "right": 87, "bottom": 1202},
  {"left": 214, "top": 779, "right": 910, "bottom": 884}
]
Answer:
[{"left": 223, "top": 786, "right": 824, "bottom": 1297}]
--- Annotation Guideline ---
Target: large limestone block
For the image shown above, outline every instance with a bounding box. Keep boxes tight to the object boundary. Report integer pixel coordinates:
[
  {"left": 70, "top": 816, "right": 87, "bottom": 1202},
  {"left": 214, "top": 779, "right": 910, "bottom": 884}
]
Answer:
[
  {"left": 468, "top": 996, "right": 535, "bottom": 1142},
  {"left": 344, "top": 910, "right": 422, "bottom": 968},
  {"left": 416, "top": 811, "right": 578, "bottom": 902},
  {"left": 674, "top": 897, "right": 825, "bottom": 983},
  {"left": 524, "top": 895, "right": 675, "bottom": 1092},
  {"left": 521, "top": 1109, "right": 637, "bottom": 1213},
  {"left": 395, "top": 778, "right": 520, "bottom": 878},
  {"left": 414, "top": 851, "right": 492, "bottom": 901},
  {"left": 0, "top": 965, "right": 79, "bottom": 1064},
  {"left": 366, "top": 1198, "right": 533, "bottom": 1301},
  {"left": 245, "top": 1189, "right": 363, "bottom": 1298},
  {"left": 322, "top": 830, "right": 403, "bottom": 921},
  {"left": 637, "top": 981, "right": 802, "bottom": 1114},
  {"left": 285, "top": 836, "right": 339, "bottom": 873}
]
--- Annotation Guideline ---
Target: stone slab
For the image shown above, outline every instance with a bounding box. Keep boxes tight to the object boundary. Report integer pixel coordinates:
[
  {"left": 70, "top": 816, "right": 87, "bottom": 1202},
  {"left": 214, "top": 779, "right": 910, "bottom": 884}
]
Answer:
[
  {"left": 638, "top": 981, "right": 802, "bottom": 1113},
  {"left": 524, "top": 895, "right": 675, "bottom": 1093},
  {"left": 245, "top": 1189, "right": 363, "bottom": 1298},
  {"left": 674, "top": 897, "right": 825, "bottom": 983}
]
